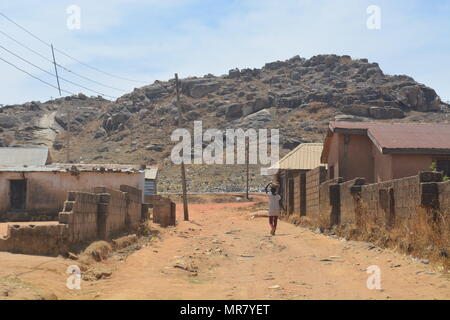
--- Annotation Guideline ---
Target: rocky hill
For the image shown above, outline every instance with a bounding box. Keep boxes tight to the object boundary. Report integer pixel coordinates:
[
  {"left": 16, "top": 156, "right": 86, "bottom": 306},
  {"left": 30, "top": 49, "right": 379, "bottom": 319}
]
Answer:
[{"left": 1, "top": 54, "right": 449, "bottom": 192}]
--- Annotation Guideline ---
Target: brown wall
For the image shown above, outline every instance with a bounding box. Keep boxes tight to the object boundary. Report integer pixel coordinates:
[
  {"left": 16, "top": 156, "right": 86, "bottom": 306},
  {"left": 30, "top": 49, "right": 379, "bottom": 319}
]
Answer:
[
  {"left": 327, "top": 133, "right": 374, "bottom": 182},
  {"left": 0, "top": 171, "right": 144, "bottom": 220},
  {"left": 0, "top": 185, "right": 147, "bottom": 256},
  {"left": 360, "top": 175, "right": 420, "bottom": 223},
  {"left": 327, "top": 132, "right": 438, "bottom": 183},
  {"left": 391, "top": 154, "right": 433, "bottom": 180},
  {"left": 305, "top": 166, "right": 327, "bottom": 217},
  {"left": 438, "top": 181, "right": 450, "bottom": 223}
]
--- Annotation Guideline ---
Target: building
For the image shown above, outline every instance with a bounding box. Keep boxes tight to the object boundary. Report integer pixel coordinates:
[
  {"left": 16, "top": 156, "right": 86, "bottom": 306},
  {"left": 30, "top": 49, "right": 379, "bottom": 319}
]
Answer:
[
  {"left": 0, "top": 163, "right": 145, "bottom": 221},
  {"left": 271, "top": 143, "right": 323, "bottom": 215},
  {"left": 321, "top": 122, "right": 450, "bottom": 183},
  {"left": 144, "top": 168, "right": 159, "bottom": 196},
  {"left": 0, "top": 147, "right": 52, "bottom": 167}
]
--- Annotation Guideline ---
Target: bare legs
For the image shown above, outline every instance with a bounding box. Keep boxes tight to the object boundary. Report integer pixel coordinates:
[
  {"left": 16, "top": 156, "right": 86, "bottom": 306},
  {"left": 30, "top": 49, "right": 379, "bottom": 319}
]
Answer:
[{"left": 269, "top": 216, "right": 278, "bottom": 235}]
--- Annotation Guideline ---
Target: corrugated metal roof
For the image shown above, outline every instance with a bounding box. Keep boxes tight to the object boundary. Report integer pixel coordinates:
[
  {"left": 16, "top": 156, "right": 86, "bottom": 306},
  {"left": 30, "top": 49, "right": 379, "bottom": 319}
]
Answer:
[
  {"left": 145, "top": 168, "right": 159, "bottom": 180},
  {"left": 271, "top": 143, "right": 323, "bottom": 170},
  {"left": 329, "top": 122, "right": 450, "bottom": 152},
  {"left": 368, "top": 124, "right": 450, "bottom": 152},
  {"left": 0, "top": 147, "right": 51, "bottom": 167},
  {"left": 0, "top": 163, "right": 144, "bottom": 173}
]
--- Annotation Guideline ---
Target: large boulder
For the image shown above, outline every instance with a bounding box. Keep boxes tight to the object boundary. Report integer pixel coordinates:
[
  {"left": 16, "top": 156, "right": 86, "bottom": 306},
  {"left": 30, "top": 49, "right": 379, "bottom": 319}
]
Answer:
[
  {"left": 0, "top": 116, "right": 19, "bottom": 129},
  {"left": 228, "top": 68, "right": 240, "bottom": 79},
  {"left": 144, "top": 85, "right": 168, "bottom": 100},
  {"left": 396, "top": 85, "right": 441, "bottom": 112},
  {"left": 341, "top": 104, "right": 371, "bottom": 117},
  {"left": 225, "top": 103, "right": 243, "bottom": 120},
  {"left": 242, "top": 96, "right": 272, "bottom": 116},
  {"left": 190, "top": 82, "right": 221, "bottom": 98},
  {"left": 369, "top": 107, "right": 405, "bottom": 119}
]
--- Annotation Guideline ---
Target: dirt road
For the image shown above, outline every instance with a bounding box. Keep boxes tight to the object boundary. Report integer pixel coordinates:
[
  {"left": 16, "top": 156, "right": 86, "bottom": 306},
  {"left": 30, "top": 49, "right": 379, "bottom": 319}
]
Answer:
[{"left": 0, "top": 199, "right": 449, "bottom": 300}]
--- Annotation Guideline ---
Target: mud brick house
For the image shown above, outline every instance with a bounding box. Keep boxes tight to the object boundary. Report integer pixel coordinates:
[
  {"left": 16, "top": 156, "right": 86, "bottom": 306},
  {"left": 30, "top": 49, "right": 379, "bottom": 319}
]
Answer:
[
  {"left": 0, "top": 163, "right": 145, "bottom": 221},
  {"left": 321, "top": 122, "right": 450, "bottom": 183},
  {"left": 271, "top": 143, "right": 323, "bottom": 215}
]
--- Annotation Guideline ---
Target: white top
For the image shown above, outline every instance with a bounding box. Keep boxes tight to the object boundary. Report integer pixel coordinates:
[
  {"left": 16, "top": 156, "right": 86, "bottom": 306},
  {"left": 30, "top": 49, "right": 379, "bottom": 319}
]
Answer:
[{"left": 267, "top": 192, "right": 282, "bottom": 216}]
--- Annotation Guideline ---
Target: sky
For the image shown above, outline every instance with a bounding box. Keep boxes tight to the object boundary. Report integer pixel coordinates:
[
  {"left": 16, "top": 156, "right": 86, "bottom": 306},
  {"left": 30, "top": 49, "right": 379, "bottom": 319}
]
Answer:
[{"left": 0, "top": 0, "right": 449, "bottom": 105}]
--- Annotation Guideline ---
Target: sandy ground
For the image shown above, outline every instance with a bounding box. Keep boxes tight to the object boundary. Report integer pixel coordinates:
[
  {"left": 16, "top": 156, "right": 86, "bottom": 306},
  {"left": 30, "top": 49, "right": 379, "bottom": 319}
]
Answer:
[{"left": 0, "top": 199, "right": 449, "bottom": 300}]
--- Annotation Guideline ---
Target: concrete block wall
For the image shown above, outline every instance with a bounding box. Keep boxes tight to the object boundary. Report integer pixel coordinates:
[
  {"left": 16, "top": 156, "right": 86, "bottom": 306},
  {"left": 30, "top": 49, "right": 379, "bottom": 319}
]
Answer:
[
  {"left": 311, "top": 172, "right": 444, "bottom": 231},
  {"left": 340, "top": 178, "right": 365, "bottom": 225},
  {"left": 0, "top": 185, "right": 146, "bottom": 256},
  {"left": 305, "top": 166, "right": 327, "bottom": 217},
  {"left": 0, "top": 224, "right": 68, "bottom": 256},
  {"left": 292, "top": 172, "right": 306, "bottom": 216},
  {"left": 153, "top": 197, "right": 176, "bottom": 227},
  {"left": 438, "top": 180, "right": 450, "bottom": 214},
  {"left": 120, "top": 185, "right": 142, "bottom": 231},
  {"left": 59, "top": 191, "right": 101, "bottom": 244},
  {"left": 318, "top": 178, "right": 342, "bottom": 227},
  {"left": 93, "top": 187, "right": 128, "bottom": 240}
]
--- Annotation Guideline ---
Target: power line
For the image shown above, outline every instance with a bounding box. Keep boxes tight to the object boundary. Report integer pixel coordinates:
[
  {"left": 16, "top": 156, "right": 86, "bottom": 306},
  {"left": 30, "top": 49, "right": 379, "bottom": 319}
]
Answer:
[
  {"left": 0, "top": 56, "right": 76, "bottom": 95},
  {"left": 0, "top": 43, "right": 118, "bottom": 99},
  {"left": 0, "top": 29, "right": 128, "bottom": 93},
  {"left": 0, "top": 11, "right": 150, "bottom": 84}
]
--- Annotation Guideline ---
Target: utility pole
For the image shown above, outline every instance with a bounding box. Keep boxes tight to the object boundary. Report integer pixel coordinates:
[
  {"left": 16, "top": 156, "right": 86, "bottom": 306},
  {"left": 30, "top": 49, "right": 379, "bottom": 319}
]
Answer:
[
  {"left": 175, "top": 73, "right": 183, "bottom": 125},
  {"left": 51, "top": 45, "right": 61, "bottom": 96},
  {"left": 175, "top": 73, "right": 189, "bottom": 220},
  {"left": 246, "top": 139, "right": 250, "bottom": 200},
  {"left": 51, "top": 44, "right": 71, "bottom": 163},
  {"left": 181, "top": 161, "right": 189, "bottom": 221},
  {"left": 66, "top": 107, "right": 71, "bottom": 163}
]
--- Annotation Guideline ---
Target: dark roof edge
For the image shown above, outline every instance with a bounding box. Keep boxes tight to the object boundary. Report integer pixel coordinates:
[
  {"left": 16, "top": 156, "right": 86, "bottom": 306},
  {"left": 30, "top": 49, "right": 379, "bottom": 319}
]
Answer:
[
  {"left": 332, "top": 128, "right": 368, "bottom": 135},
  {"left": 383, "top": 148, "right": 450, "bottom": 155}
]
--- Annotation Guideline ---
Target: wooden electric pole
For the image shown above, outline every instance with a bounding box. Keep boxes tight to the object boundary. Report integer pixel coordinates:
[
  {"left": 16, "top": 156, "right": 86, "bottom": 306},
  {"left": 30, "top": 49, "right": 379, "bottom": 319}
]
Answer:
[
  {"left": 175, "top": 73, "right": 183, "bottom": 125},
  {"left": 175, "top": 73, "right": 189, "bottom": 220},
  {"left": 246, "top": 139, "right": 250, "bottom": 200},
  {"left": 51, "top": 44, "right": 71, "bottom": 163},
  {"left": 66, "top": 107, "right": 71, "bottom": 163},
  {"left": 181, "top": 161, "right": 189, "bottom": 221}
]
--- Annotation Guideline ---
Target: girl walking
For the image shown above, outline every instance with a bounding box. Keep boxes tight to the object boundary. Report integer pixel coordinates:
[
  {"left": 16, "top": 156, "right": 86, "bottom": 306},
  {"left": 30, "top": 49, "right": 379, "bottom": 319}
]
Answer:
[{"left": 264, "top": 182, "right": 285, "bottom": 235}]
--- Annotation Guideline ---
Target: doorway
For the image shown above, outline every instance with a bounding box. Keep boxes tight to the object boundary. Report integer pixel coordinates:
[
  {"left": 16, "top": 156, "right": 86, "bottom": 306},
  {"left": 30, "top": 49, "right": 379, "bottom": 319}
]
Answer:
[{"left": 10, "top": 179, "right": 27, "bottom": 210}]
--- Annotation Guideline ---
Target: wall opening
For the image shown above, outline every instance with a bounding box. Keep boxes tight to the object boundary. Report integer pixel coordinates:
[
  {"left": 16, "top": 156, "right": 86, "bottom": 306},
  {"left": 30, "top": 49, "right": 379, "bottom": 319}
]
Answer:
[{"left": 10, "top": 179, "right": 27, "bottom": 211}]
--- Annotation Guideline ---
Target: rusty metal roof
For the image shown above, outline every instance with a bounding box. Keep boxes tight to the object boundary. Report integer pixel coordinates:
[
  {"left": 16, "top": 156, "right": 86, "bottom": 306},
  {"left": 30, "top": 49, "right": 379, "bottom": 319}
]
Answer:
[
  {"left": 271, "top": 143, "right": 323, "bottom": 170},
  {"left": 322, "top": 122, "right": 450, "bottom": 161},
  {"left": 0, "top": 147, "right": 51, "bottom": 167},
  {"left": 0, "top": 163, "right": 145, "bottom": 173}
]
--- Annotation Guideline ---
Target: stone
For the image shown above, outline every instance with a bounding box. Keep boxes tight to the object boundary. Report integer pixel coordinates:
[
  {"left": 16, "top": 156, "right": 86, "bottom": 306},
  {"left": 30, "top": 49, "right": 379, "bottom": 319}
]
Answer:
[
  {"left": 144, "top": 85, "right": 168, "bottom": 100},
  {"left": 396, "top": 85, "right": 441, "bottom": 112},
  {"left": 225, "top": 103, "right": 243, "bottom": 120},
  {"left": 228, "top": 68, "right": 240, "bottom": 79},
  {"left": 189, "top": 82, "right": 221, "bottom": 99},
  {"left": 341, "top": 104, "right": 370, "bottom": 117},
  {"left": 369, "top": 107, "right": 405, "bottom": 119},
  {"left": 0, "top": 116, "right": 19, "bottom": 129}
]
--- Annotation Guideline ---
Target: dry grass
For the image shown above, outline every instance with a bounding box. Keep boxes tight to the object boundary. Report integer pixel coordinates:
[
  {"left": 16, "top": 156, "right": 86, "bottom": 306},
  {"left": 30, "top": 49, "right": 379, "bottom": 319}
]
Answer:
[
  {"left": 334, "top": 204, "right": 450, "bottom": 271},
  {"left": 289, "top": 197, "right": 450, "bottom": 271},
  {"left": 80, "top": 241, "right": 112, "bottom": 264}
]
